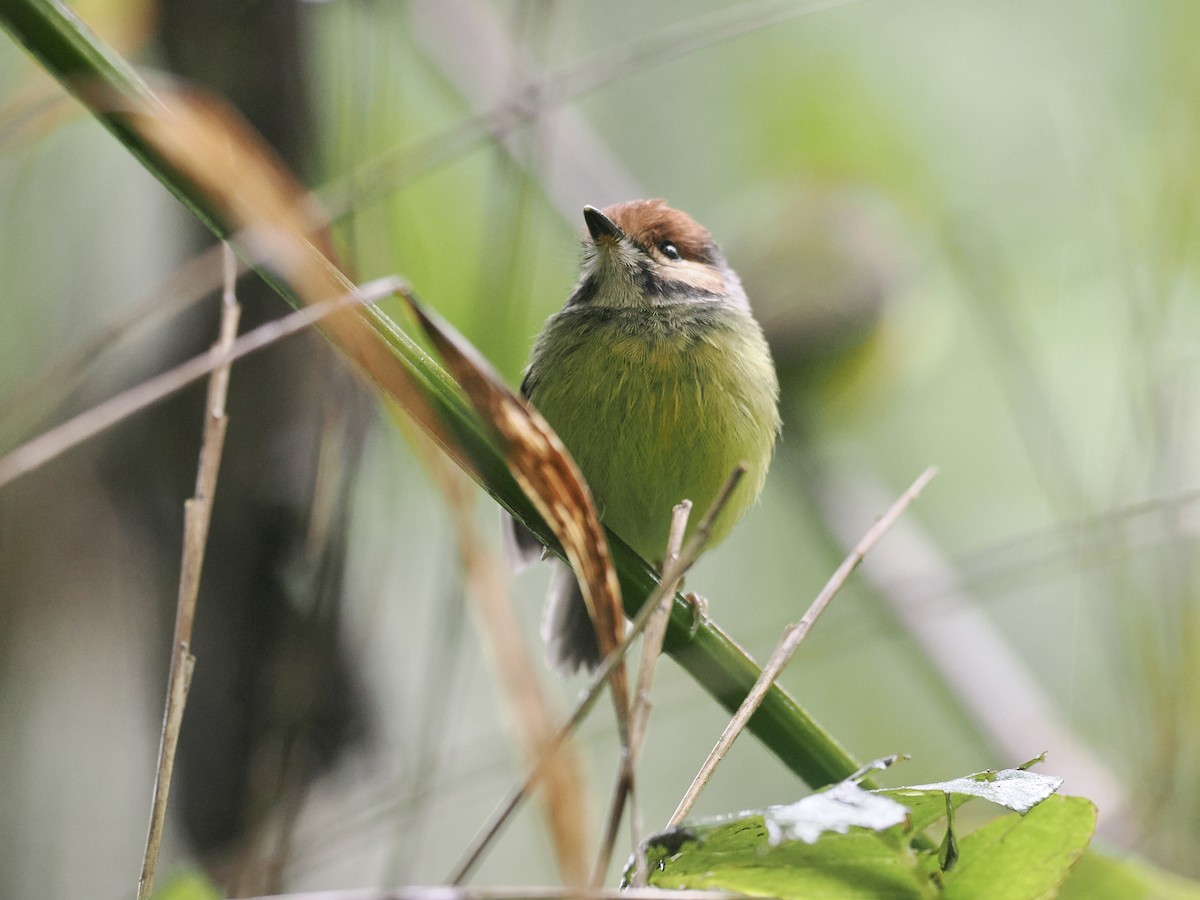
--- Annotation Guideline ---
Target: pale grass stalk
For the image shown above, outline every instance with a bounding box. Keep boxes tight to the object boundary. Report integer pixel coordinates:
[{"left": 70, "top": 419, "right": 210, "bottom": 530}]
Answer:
[
  {"left": 136, "top": 246, "right": 241, "bottom": 900},
  {"left": 589, "top": 753, "right": 633, "bottom": 888},
  {"left": 627, "top": 500, "right": 692, "bottom": 888},
  {"left": 631, "top": 501, "right": 692, "bottom": 755},
  {"left": 591, "top": 473, "right": 742, "bottom": 885},
  {"left": 668, "top": 465, "right": 938, "bottom": 828}
]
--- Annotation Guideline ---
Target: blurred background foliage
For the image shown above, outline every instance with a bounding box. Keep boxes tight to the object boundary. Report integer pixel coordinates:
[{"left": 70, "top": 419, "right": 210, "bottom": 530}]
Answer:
[{"left": 4, "top": 0, "right": 1200, "bottom": 896}]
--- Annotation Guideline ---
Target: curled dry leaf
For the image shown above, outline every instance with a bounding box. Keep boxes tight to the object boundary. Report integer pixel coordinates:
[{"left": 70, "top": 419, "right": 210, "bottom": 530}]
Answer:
[{"left": 404, "top": 298, "right": 629, "bottom": 718}]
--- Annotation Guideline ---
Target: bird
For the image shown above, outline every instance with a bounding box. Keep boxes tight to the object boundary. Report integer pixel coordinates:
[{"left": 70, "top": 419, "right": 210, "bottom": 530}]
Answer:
[{"left": 507, "top": 199, "right": 780, "bottom": 673}]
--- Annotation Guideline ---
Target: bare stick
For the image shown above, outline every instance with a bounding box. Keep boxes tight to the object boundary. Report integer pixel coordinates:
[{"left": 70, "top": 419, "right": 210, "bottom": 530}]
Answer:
[
  {"left": 136, "top": 245, "right": 242, "bottom": 900},
  {"left": 0, "top": 275, "right": 402, "bottom": 489},
  {"left": 593, "top": 476, "right": 741, "bottom": 884},
  {"left": 627, "top": 500, "right": 692, "bottom": 888},
  {"left": 590, "top": 752, "right": 633, "bottom": 888},
  {"left": 447, "top": 468, "right": 745, "bottom": 885},
  {"left": 668, "top": 465, "right": 938, "bottom": 828},
  {"left": 632, "top": 501, "right": 693, "bottom": 755}
]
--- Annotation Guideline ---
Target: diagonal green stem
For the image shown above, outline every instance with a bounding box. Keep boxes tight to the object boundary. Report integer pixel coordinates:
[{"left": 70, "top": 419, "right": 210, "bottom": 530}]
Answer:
[{"left": 0, "top": 0, "right": 863, "bottom": 792}]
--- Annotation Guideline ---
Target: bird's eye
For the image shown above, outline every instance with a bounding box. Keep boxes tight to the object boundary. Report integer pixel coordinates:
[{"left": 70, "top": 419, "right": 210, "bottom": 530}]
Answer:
[{"left": 660, "top": 242, "right": 681, "bottom": 260}]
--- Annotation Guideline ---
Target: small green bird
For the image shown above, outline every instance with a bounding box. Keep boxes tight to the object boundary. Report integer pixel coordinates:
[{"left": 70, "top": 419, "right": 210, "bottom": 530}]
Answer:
[{"left": 508, "top": 199, "right": 780, "bottom": 672}]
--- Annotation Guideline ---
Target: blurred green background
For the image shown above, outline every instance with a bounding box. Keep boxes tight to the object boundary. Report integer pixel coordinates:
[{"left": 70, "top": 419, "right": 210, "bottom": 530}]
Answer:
[{"left": 4, "top": 0, "right": 1200, "bottom": 896}]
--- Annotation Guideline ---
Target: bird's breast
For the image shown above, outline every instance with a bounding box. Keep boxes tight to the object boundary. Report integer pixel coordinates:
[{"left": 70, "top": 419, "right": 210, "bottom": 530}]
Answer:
[{"left": 526, "top": 304, "right": 779, "bottom": 561}]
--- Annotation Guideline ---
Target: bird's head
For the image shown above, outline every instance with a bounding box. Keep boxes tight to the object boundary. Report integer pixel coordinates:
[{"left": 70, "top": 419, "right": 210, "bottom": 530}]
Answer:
[{"left": 569, "top": 199, "right": 749, "bottom": 312}]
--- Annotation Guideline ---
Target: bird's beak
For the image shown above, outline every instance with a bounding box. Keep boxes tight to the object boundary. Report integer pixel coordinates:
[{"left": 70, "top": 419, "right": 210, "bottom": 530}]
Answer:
[{"left": 583, "top": 205, "right": 623, "bottom": 246}]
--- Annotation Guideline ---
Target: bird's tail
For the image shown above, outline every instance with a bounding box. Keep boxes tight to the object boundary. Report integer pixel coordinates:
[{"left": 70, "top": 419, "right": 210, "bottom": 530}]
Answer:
[{"left": 540, "top": 562, "right": 602, "bottom": 674}]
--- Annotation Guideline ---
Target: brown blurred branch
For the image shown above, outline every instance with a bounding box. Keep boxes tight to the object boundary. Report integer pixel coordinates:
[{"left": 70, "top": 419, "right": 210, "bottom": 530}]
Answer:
[{"left": 349, "top": 0, "right": 862, "bottom": 222}]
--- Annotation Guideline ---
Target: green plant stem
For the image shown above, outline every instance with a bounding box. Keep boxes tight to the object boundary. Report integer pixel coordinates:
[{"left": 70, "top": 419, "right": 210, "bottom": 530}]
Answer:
[{"left": 0, "top": 0, "right": 863, "bottom": 792}]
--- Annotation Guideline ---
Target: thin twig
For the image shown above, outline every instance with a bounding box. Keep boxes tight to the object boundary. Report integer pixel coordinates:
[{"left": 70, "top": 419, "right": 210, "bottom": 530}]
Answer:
[
  {"left": 627, "top": 500, "right": 692, "bottom": 888},
  {"left": 810, "top": 458, "right": 1133, "bottom": 836},
  {"left": 0, "top": 276, "right": 401, "bottom": 488},
  {"left": 590, "top": 751, "right": 633, "bottom": 888},
  {"left": 590, "top": 492, "right": 715, "bottom": 889},
  {"left": 446, "top": 467, "right": 745, "bottom": 885},
  {"left": 668, "top": 465, "right": 938, "bottom": 828},
  {"left": 446, "top": 582, "right": 663, "bottom": 886},
  {"left": 631, "top": 501, "right": 692, "bottom": 754},
  {"left": 136, "top": 245, "right": 242, "bottom": 900}
]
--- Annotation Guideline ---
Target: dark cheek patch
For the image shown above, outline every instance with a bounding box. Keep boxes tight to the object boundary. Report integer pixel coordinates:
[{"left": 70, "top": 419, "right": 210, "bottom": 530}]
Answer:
[
  {"left": 568, "top": 274, "right": 599, "bottom": 306},
  {"left": 635, "top": 261, "right": 667, "bottom": 299}
]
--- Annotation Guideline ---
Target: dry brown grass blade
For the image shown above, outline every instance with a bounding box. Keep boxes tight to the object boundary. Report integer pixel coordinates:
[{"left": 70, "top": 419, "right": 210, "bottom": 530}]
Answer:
[
  {"left": 116, "top": 84, "right": 470, "bottom": 478},
  {"left": 402, "top": 297, "right": 630, "bottom": 724}
]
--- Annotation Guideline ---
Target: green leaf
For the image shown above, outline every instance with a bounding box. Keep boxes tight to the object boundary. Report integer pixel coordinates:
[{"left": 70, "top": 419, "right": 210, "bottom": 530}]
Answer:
[
  {"left": 881, "top": 766, "right": 1064, "bottom": 833},
  {"left": 765, "top": 780, "right": 910, "bottom": 845},
  {"left": 644, "top": 815, "right": 932, "bottom": 899},
  {"left": 639, "top": 759, "right": 1078, "bottom": 897},
  {"left": 895, "top": 768, "right": 1063, "bottom": 813},
  {"left": 941, "top": 795, "right": 1097, "bottom": 899}
]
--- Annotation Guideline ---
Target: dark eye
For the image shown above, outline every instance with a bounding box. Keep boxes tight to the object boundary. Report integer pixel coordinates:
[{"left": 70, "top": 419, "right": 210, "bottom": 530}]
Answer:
[{"left": 660, "top": 242, "right": 681, "bottom": 260}]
